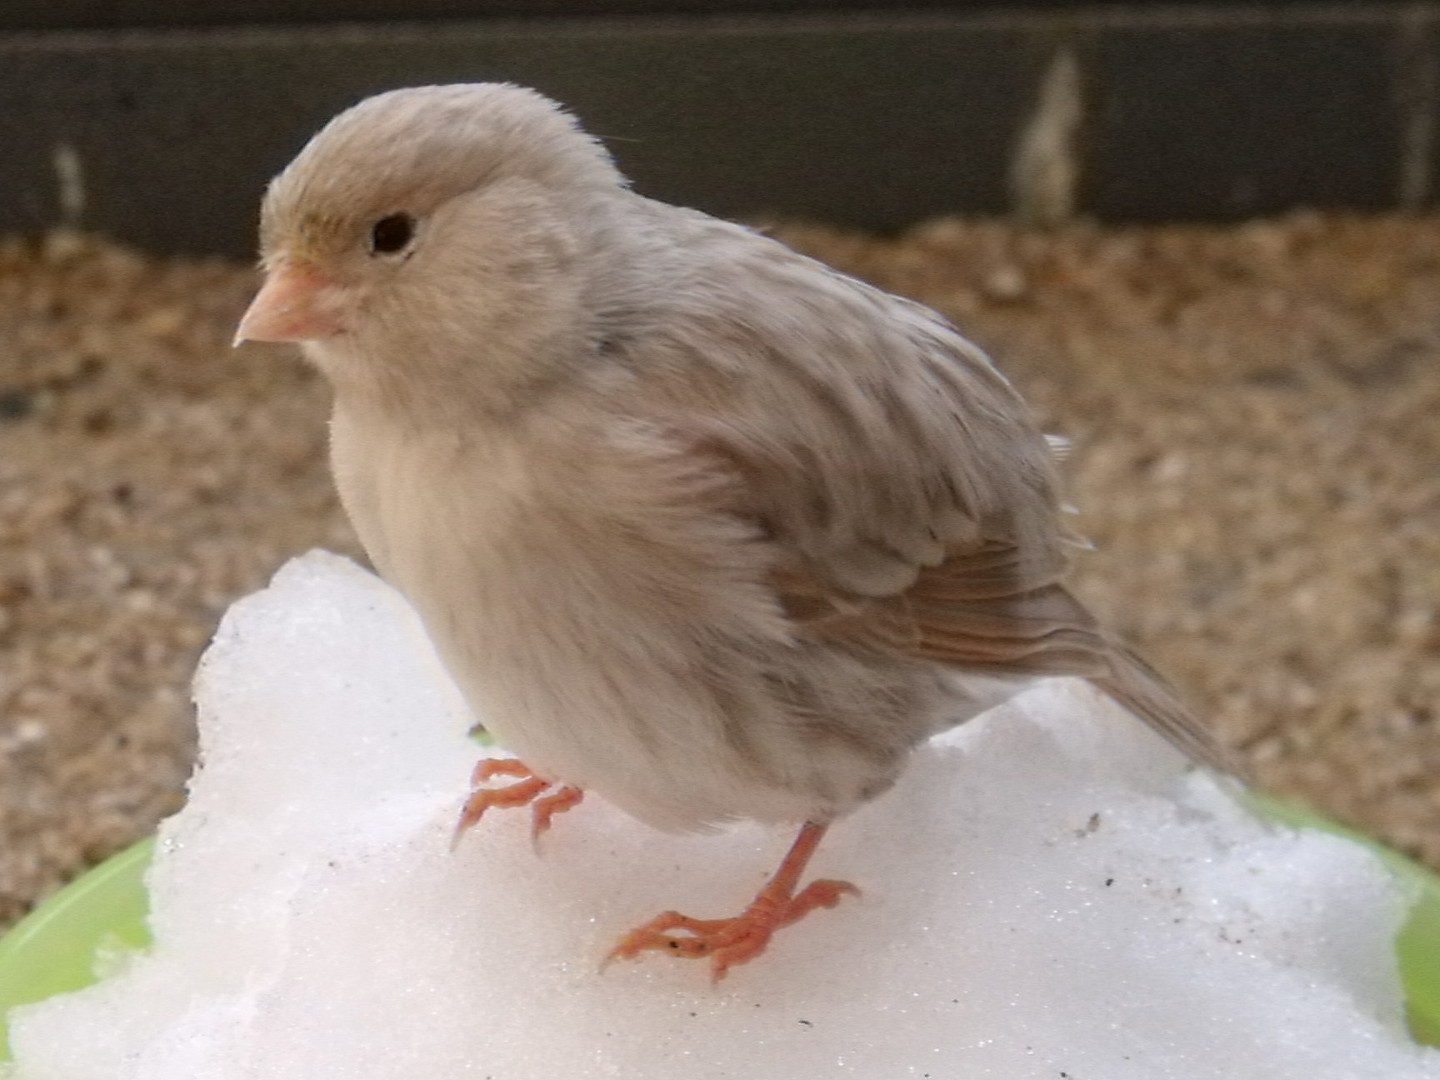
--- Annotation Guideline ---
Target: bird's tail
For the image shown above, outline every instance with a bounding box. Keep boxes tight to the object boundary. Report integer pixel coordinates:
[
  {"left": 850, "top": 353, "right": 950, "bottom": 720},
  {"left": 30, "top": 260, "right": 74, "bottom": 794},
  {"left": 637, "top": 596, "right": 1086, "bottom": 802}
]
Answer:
[{"left": 1091, "top": 644, "right": 1243, "bottom": 779}]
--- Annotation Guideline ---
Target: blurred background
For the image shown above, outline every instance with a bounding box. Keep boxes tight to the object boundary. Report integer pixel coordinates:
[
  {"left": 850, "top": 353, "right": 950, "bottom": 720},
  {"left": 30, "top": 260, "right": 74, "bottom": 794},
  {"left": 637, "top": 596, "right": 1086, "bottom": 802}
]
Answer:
[{"left": 2, "top": 0, "right": 1438, "bottom": 927}]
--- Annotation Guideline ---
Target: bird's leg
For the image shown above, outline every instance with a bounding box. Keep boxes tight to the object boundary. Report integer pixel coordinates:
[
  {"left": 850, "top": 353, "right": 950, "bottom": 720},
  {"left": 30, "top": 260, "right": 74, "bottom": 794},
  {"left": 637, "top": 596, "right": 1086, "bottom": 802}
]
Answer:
[
  {"left": 452, "top": 757, "right": 584, "bottom": 847},
  {"left": 606, "top": 821, "right": 857, "bottom": 981}
]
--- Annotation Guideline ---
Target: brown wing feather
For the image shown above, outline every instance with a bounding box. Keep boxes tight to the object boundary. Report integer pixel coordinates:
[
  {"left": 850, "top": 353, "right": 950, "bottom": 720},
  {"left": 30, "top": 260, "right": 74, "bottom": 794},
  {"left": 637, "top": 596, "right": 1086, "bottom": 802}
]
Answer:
[{"left": 773, "top": 542, "right": 1238, "bottom": 775}]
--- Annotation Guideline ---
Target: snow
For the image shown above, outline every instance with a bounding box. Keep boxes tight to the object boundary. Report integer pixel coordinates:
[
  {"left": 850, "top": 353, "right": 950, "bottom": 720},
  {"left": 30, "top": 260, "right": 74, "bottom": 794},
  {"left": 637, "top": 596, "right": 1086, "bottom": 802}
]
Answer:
[{"left": 7, "top": 551, "right": 1437, "bottom": 1079}]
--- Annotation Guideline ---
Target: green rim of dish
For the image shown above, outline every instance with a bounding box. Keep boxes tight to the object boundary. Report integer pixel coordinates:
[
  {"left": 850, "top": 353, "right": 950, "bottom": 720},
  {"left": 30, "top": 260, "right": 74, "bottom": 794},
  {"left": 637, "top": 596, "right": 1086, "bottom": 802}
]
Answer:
[
  {"left": 0, "top": 836, "right": 154, "bottom": 1060},
  {"left": 0, "top": 799, "right": 1437, "bottom": 1062},
  {"left": 1245, "top": 793, "right": 1440, "bottom": 1048}
]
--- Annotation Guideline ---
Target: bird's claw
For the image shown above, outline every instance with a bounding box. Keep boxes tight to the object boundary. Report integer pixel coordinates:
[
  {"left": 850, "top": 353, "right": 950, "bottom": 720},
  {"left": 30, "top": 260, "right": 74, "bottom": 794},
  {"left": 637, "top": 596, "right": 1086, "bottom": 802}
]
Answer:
[
  {"left": 451, "top": 758, "right": 583, "bottom": 849},
  {"left": 605, "top": 878, "right": 858, "bottom": 981},
  {"left": 530, "top": 783, "right": 585, "bottom": 838}
]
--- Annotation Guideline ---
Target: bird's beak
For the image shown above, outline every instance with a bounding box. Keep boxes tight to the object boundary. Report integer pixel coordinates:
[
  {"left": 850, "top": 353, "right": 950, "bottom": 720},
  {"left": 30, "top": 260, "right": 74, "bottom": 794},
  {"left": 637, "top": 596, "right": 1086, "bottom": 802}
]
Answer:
[{"left": 234, "top": 258, "right": 346, "bottom": 346}]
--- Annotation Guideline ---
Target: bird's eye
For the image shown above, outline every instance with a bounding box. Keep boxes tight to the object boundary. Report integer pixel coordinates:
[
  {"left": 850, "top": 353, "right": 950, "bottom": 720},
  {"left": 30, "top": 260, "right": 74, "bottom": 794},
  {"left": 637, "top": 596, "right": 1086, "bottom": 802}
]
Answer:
[{"left": 369, "top": 213, "right": 416, "bottom": 255}]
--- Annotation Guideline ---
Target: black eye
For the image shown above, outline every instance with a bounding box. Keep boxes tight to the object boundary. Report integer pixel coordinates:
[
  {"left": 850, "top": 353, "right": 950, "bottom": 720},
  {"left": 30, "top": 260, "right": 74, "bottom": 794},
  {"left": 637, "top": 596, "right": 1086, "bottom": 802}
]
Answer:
[{"left": 369, "top": 213, "right": 416, "bottom": 255}]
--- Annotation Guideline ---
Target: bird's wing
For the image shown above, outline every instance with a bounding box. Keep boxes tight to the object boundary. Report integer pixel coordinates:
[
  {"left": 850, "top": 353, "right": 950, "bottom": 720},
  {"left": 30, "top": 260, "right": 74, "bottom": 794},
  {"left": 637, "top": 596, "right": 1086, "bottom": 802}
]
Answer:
[
  {"left": 624, "top": 220, "right": 1233, "bottom": 772},
  {"left": 773, "top": 554, "right": 1234, "bottom": 773}
]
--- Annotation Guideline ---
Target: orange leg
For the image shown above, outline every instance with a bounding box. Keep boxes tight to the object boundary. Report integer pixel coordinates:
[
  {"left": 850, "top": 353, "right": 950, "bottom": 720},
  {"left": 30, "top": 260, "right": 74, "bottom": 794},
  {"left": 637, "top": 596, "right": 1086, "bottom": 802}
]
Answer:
[
  {"left": 606, "top": 821, "right": 858, "bottom": 981},
  {"left": 452, "top": 757, "right": 584, "bottom": 848}
]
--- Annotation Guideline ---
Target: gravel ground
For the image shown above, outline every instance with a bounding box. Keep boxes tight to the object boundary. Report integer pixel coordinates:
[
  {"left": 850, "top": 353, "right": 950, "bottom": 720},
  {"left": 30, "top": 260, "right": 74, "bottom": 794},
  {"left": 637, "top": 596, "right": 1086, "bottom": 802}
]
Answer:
[{"left": 2, "top": 213, "right": 1437, "bottom": 929}]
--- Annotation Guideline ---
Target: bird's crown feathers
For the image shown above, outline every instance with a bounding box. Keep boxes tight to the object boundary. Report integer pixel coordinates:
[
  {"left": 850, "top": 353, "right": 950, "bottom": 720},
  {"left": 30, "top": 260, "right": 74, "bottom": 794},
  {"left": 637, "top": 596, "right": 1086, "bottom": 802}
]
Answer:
[{"left": 260, "top": 83, "right": 622, "bottom": 261}]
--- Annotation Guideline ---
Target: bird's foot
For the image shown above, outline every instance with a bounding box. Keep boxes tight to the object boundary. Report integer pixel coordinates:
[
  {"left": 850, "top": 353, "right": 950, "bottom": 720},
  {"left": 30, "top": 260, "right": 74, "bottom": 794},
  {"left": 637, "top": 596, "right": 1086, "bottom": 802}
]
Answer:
[
  {"left": 451, "top": 757, "right": 584, "bottom": 848},
  {"left": 605, "top": 821, "right": 857, "bottom": 981},
  {"left": 607, "top": 878, "right": 857, "bottom": 981}
]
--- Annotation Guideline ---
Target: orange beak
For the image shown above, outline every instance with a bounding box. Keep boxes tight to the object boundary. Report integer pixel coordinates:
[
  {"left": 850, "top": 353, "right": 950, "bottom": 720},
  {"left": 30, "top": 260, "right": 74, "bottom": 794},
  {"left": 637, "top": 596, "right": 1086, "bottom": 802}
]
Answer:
[{"left": 234, "top": 258, "right": 347, "bottom": 345}]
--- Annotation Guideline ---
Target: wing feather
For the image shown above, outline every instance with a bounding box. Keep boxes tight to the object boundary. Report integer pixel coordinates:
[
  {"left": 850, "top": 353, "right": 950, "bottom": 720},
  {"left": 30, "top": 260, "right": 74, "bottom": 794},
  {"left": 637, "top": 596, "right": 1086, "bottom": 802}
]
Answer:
[{"left": 617, "top": 209, "right": 1235, "bottom": 774}]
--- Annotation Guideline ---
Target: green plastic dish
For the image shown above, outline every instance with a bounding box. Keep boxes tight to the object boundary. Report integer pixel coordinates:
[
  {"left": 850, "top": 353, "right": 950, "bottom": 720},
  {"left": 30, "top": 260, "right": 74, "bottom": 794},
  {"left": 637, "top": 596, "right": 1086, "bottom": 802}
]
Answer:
[
  {"left": 1246, "top": 794, "right": 1440, "bottom": 1048},
  {"left": 0, "top": 837, "right": 153, "bottom": 1061},
  {"left": 0, "top": 802, "right": 1437, "bottom": 1063}
]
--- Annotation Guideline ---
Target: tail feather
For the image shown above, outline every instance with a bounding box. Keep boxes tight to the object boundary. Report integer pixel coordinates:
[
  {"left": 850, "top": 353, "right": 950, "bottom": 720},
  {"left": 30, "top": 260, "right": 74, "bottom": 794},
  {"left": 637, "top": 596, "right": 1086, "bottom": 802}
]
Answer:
[{"left": 1091, "top": 645, "right": 1242, "bottom": 779}]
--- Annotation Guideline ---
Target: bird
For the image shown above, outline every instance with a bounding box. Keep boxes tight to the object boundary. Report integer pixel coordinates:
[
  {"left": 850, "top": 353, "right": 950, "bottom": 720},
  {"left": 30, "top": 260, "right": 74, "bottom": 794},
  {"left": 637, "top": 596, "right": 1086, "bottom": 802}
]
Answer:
[{"left": 235, "top": 82, "right": 1233, "bottom": 981}]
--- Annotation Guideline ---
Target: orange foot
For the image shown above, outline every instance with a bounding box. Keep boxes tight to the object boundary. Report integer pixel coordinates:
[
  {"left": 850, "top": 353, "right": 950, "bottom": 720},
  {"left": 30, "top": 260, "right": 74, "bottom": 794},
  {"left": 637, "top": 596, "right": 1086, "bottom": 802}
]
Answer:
[
  {"left": 452, "top": 757, "right": 584, "bottom": 847},
  {"left": 606, "top": 821, "right": 858, "bottom": 981}
]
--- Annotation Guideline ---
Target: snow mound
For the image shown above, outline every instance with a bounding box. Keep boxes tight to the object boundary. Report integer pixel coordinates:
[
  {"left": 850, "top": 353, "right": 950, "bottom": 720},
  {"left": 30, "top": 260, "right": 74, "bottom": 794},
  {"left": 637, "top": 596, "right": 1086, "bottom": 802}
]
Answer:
[{"left": 8, "top": 552, "right": 1436, "bottom": 1079}]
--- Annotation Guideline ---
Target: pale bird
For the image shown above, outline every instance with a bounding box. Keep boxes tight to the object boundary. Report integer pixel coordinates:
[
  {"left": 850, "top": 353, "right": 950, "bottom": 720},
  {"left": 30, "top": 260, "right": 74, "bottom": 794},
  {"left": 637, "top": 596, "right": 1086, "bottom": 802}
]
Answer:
[{"left": 236, "top": 83, "right": 1231, "bottom": 980}]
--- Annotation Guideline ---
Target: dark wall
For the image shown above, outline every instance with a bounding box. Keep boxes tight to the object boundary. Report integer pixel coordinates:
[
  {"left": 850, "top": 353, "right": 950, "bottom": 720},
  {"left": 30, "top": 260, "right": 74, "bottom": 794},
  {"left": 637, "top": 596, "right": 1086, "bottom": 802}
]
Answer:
[
  {"left": 0, "top": 0, "right": 1381, "bottom": 32},
  {"left": 1, "top": 4, "right": 1436, "bottom": 254}
]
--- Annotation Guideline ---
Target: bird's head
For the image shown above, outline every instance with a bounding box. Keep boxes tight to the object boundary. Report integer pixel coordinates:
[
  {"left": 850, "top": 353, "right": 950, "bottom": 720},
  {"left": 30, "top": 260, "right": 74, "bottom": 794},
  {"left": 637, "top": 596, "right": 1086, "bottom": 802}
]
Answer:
[{"left": 236, "top": 83, "right": 625, "bottom": 413}]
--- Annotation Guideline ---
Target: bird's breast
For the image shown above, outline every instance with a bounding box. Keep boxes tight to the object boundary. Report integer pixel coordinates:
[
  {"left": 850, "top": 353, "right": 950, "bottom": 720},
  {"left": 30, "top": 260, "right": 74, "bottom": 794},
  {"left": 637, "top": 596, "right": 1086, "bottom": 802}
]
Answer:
[
  {"left": 322, "top": 407, "right": 754, "bottom": 826},
  {"left": 321, "top": 404, "right": 935, "bottom": 832}
]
